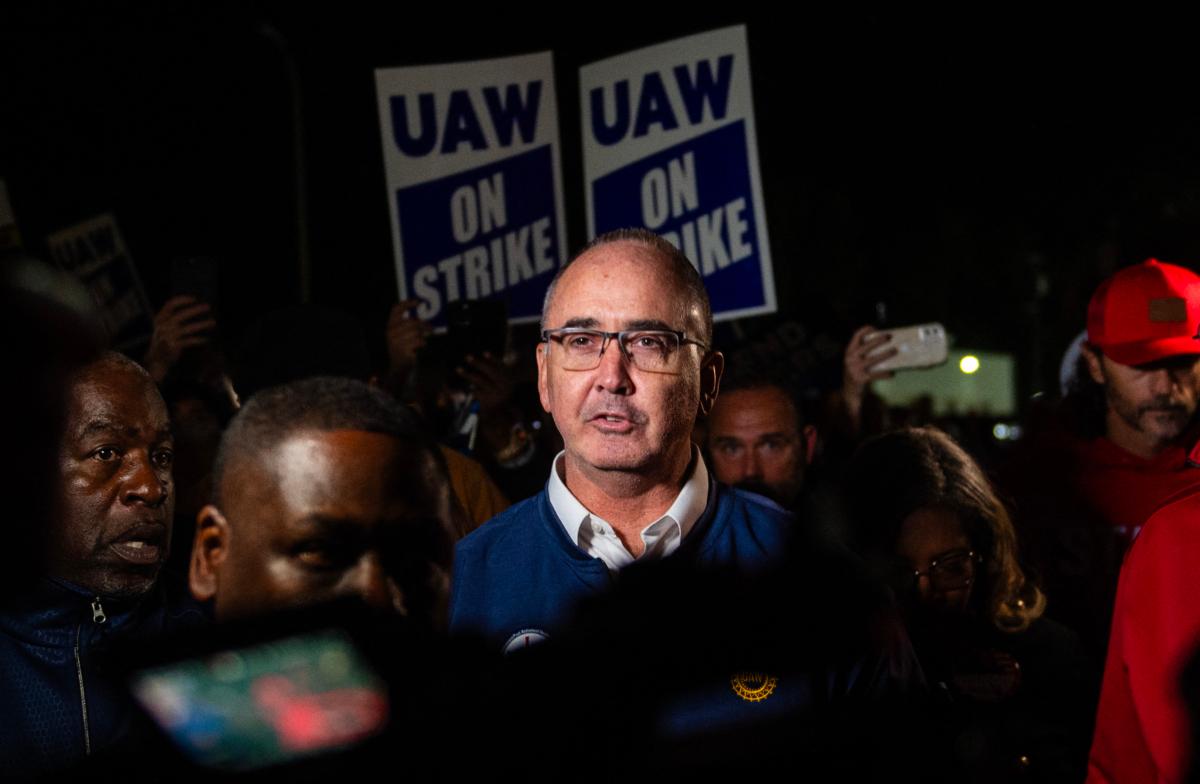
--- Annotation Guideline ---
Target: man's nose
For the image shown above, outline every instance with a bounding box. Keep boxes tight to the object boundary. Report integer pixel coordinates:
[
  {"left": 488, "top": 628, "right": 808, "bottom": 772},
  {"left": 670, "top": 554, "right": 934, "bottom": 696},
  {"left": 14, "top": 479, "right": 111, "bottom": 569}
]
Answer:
[
  {"left": 347, "top": 554, "right": 404, "bottom": 613},
  {"left": 594, "top": 336, "right": 634, "bottom": 394},
  {"left": 121, "top": 452, "right": 168, "bottom": 507},
  {"left": 739, "top": 450, "right": 763, "bottom": 481},
  {"left": 914, "top": 572, "right": 932, "bottom": 600},
  {"left": 1149, "top": 368, "right": 1178, "bottom": 396}
]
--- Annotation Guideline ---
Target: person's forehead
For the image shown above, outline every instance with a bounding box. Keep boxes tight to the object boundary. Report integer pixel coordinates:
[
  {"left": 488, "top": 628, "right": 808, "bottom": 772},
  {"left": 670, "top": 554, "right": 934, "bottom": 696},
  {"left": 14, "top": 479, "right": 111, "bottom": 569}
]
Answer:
[
  {"left": 549, "top": 242, "right": 695, "bottom": 327},
  {"left": 257, "top": 429, "right": 441, "bottom": 518},
  {"left": 67, "top": 365, "right": 168, "bottom": 436},
  {"left": 271, "top": 428, "right": 408, "bottom": 470},
  {"left": 897, "top": 507, "right": 969, "bottom": 554},
  {"left": 710, "top": 387, "right": 798, "bottom": 434}
]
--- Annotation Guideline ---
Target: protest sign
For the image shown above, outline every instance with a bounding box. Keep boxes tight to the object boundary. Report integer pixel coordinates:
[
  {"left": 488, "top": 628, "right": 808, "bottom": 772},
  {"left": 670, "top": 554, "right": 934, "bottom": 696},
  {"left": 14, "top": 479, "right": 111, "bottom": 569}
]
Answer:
[
  {"left": 376, "top": 51, "right": 568, "bottom": 327},
  {"left": 581, "top": 25, "right": 776, "bottom": 320},
  {"left": 46, "top": 213, "right": 153, "bottom": 350}
]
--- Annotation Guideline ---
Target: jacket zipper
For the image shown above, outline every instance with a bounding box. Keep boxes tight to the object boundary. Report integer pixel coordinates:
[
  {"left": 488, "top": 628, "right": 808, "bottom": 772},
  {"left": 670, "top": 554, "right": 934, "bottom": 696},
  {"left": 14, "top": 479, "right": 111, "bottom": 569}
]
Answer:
[
  {"left": 74, "top": 597, "right": 106, "bottom": 756},
  {"left": 73, "top": 623, "right": 91, "bottom": 756}
]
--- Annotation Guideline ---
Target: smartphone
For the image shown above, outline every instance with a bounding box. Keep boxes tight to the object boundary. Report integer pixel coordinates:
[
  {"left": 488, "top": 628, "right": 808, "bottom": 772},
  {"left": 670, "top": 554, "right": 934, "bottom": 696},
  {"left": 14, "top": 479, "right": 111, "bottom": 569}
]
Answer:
[
  {"left": 129, "top": 628, "right": 388, "bottom": 771},
  {"left": 865, "top": 323, "right": 948, "bottom": 372},
  {"left": 170, "top": 256, "right": 219, "bottom": 308},
  {"left": 445, "top": 298, "right": 507, "bottom": 387}
]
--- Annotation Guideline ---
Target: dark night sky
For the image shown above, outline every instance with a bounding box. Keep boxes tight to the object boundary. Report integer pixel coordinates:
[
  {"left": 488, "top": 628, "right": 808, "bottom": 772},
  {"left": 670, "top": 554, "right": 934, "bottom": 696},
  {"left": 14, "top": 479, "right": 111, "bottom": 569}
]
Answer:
[{"left": 4, "top": 6, "right": 1200, "bottom": 401}]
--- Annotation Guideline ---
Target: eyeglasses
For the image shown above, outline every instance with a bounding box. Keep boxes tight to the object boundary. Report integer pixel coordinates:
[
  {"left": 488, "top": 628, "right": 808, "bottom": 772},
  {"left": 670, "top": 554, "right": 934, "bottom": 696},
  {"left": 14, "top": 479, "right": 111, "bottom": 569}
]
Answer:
[
  {"left": 540, "top": 327, "right": 708, "bottom": 372},
  {"left": 911, "top": 550, "right": 981, "bottom": 594}
]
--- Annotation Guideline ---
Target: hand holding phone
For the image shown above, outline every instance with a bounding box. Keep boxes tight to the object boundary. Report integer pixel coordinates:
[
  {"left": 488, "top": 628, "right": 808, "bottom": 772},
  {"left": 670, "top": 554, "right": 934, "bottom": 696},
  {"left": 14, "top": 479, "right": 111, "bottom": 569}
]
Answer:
[
  {"left": 445, "top": 299, "right": 507, "bottom": 391},
  {"left": 864, "top": 323, "right": 948, "bottom": 372},
  {"left": 846, "top": 325, "right": 896, "bottom": 388},
  {"left": 842, "top": 323, "right": 948, "bottom": 432},
  {"left": 144, "top": 295, "right": 217, "bottom": 383},
  {"left": 386, "top": 299, "right": 432, "bottom": 377}
]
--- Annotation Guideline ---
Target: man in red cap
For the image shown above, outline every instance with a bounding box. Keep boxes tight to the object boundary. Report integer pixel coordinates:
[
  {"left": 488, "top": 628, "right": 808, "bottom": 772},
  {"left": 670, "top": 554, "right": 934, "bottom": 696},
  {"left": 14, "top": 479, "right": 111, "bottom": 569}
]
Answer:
[
  {"left": 1073, "top": 258, "right": 1200, "bottom": 546},
  {"left": 1084, "top": 259, "right": 1200, "bottom": 777},
  {"left": 1087, "top": 261, "right": 1200, "bottom": 782},
  {"left": 1002, "top": 260, "right": 1200, "bottom": 696}
]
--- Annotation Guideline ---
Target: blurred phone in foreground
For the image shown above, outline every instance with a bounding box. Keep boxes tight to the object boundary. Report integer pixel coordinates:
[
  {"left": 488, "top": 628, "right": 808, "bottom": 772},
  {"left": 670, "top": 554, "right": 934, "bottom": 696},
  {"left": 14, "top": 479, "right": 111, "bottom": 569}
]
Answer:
[
  {"left": 129, "top": 627, "right": 388, "bottom": 772},
  {"left": 866, "top": 323, "right": 948, "bottom": 372}
]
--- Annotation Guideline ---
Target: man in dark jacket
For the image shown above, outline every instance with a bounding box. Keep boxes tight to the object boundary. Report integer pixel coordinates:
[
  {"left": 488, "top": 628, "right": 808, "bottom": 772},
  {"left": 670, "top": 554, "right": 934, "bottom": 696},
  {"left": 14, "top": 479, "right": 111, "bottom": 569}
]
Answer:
[{"left": 0, "top": 352, "right": 205, "bottom": 776}]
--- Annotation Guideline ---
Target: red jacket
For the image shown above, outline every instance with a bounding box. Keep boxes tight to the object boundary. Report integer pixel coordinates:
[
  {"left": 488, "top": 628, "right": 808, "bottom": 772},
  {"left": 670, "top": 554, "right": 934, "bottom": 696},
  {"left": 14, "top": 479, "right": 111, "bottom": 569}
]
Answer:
[{"left": 1088, "top": 485, "right": 1200, "bottom": 783}]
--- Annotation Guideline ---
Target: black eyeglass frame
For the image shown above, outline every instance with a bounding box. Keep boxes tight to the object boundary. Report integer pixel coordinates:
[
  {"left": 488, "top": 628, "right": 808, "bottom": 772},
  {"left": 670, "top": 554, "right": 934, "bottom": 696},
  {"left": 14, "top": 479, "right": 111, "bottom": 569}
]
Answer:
[{"left": 540, "top": 327, "right": 710, "bottom": 368}]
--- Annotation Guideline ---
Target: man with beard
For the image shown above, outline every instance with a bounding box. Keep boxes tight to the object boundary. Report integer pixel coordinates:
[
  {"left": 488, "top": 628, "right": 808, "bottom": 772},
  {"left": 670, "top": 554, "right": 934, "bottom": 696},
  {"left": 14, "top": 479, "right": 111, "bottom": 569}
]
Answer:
[
  {"left": 1084, "top": 260, "right": 1200, "bottom": 780},
  {"left": 1072, "top": 264, "right": 1200, "bottom": 784},
  {"left": 1070, "top": 259, "right": 1200, "bottom": 546},
  {"left": 702, "top": 371, "right": 859, "bottom": 549},
  {"left": 704, "top": 370, "right": 816, "bottom": 509},
  {"left": 1013, "top": 260, "right": 1200, "bottom": 655}
]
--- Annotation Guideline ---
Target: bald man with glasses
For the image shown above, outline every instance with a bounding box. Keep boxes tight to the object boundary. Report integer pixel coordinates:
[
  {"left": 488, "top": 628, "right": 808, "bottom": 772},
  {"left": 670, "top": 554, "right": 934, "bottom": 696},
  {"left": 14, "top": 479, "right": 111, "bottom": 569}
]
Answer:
[
  {"left": 447, "top": 230, "right": 922, "bottom": 775},
  {"left": 449, "top": 228, "right": 790, "bottom": 648}
]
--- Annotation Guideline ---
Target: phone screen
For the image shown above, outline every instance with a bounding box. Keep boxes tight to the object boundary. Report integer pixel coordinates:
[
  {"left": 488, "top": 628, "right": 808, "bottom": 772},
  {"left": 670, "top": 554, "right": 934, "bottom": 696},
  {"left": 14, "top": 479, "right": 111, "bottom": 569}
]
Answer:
[{"left": 130, "top": 629, "right": 388, "bottom": 771}]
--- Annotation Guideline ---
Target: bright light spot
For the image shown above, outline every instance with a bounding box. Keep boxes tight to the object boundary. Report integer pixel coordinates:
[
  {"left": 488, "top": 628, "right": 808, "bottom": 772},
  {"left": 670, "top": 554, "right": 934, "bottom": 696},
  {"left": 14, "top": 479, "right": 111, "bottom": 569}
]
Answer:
[
  {"left": 992, "top": 423, "right": 1024, "bottom": 441},
  {"left": 959, "top": 355, "right": 980, "bottom": 374}
]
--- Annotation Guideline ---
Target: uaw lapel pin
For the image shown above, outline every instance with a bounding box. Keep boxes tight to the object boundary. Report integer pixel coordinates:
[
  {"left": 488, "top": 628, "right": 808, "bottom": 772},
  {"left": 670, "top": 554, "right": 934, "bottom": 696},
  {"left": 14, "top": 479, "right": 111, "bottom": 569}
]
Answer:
[{"left": 730, "top": 672, "right": 779, "bottom": 703}]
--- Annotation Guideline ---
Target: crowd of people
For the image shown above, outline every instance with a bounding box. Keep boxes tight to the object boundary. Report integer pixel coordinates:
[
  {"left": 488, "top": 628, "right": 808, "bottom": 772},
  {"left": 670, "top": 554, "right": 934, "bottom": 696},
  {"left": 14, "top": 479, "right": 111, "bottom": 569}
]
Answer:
[{"left": 5, "top": 232, "right": 1200, "bottom": 781}]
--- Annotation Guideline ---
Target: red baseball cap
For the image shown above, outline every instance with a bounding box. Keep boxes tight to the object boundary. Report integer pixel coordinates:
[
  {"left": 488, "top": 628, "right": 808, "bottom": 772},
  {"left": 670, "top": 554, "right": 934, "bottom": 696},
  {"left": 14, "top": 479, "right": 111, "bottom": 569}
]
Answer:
[{"left": 1087, "top": 259, "right": 1200, "bottom": 365}]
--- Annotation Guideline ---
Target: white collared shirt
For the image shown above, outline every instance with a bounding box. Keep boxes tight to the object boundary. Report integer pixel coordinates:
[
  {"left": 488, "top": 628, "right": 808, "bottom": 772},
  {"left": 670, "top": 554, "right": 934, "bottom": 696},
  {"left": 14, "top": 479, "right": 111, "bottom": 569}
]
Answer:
[{"left": 546, "top": 447, "right": 710, "bottom": 572}]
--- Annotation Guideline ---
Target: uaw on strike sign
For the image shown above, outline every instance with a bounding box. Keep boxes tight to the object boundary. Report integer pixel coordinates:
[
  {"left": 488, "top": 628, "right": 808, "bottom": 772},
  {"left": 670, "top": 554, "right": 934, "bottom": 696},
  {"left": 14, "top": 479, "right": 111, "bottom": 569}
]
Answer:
[
  {"left": 375, "top": 52, "right": 568, "bottom": 327},
  {"left": 581, "top": 25, "right": 776, "bottom": 321}
]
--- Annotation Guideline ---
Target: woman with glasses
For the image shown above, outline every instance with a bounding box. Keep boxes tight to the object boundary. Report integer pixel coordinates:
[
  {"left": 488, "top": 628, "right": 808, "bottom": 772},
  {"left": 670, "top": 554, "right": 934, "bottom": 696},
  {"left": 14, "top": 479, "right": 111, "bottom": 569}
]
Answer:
[{"left": 845, "top": 426, "right": 1094, "bottom": 783}]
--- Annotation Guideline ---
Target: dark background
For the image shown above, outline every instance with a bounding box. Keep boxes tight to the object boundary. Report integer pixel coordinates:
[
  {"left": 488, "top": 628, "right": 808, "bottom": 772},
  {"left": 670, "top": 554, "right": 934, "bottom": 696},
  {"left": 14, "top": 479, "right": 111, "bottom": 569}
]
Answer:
[{"left": 4, "top": 5, "right": 1199, "bottom": 403}]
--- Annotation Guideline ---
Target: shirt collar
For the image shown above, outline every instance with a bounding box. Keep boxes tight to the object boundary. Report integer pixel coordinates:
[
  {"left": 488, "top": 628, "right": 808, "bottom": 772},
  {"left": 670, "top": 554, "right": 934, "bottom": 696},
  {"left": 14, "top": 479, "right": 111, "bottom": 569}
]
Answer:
[{"left": 546, "top": 446, "right": 710, "bottom": 551}]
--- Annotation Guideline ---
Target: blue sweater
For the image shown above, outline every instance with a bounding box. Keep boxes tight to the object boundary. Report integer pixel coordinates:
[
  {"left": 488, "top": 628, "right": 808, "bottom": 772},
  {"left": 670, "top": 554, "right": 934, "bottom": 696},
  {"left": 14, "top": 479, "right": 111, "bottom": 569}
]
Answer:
[
  {"left": 449, "top": 482, "right": 920, "bottom": 756},
  {"left": 449, "top": 480, "right": 790, "bottom": 647}
]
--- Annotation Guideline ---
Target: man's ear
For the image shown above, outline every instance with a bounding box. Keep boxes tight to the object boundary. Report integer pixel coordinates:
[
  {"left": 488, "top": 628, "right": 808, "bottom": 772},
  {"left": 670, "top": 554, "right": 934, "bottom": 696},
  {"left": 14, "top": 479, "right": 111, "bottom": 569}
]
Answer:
[
  {"left": 801, "top": 424, "right": 819, "bottom": 465},
  {"left": 189, "top": 504, "right": 231, "bottom": 603},
  {"left": 536, "top": 341, "right": 552, "bottom": 413},
  {"left": 1082, "top": 343, "right": 1106, "bottom": 385},
  {"left": 698, "top": 351, "right": 725, "bottom": 417}
]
